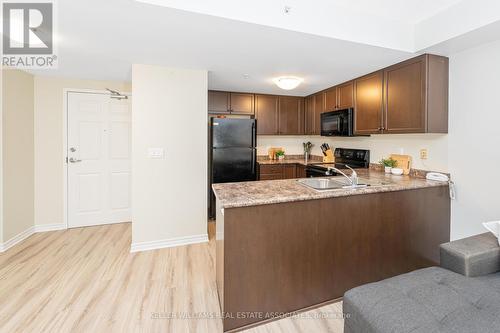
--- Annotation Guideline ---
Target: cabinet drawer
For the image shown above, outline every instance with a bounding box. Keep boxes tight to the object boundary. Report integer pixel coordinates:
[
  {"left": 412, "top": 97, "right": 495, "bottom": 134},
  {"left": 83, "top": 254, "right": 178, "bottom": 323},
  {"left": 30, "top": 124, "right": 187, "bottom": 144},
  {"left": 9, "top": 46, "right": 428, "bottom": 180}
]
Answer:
[
  {"left": 259, "top": 164, "right": 283, "bottom": 175},
  {"left": 259, "top": 174, "right": 283, "bottom": 181}
]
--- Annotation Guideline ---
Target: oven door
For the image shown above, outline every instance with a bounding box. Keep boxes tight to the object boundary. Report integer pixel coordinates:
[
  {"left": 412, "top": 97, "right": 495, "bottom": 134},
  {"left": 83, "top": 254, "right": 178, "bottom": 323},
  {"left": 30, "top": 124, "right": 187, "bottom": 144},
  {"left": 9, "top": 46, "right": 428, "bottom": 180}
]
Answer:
[{"left": 320, "top": 109, "right": 353, "bottom": 136}]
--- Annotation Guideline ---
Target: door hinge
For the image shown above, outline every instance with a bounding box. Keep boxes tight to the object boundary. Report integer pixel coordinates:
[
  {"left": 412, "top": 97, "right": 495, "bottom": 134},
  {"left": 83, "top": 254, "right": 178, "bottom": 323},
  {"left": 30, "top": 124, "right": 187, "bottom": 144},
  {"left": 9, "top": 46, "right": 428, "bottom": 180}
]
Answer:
[{"left": 65, "top": 156, "right": 68, "bottom": 163}]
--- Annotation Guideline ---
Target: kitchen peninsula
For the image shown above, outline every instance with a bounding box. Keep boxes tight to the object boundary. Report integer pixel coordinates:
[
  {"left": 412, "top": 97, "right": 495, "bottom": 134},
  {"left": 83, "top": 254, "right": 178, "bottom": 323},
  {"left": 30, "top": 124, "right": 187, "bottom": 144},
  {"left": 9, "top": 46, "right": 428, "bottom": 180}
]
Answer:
[{"left": 212, "top": 169, "right": 450, "bottom": 332}]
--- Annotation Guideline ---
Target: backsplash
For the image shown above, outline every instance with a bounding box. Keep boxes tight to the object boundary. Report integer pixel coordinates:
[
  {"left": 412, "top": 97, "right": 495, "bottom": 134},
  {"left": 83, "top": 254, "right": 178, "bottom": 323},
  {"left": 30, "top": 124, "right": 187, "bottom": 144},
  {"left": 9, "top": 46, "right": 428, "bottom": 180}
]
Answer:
[{"left": 257, "top": 134, "right": 449, "bottom": 172}]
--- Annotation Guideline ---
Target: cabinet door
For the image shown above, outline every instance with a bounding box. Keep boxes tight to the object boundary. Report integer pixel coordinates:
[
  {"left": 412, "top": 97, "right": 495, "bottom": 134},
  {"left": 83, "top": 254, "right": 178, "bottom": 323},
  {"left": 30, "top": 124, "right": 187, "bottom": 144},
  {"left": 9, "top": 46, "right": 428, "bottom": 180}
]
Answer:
[
  {"left": 255, "top": 95, "right": 279, "bottom": 135},
  {"left": 337, "top": 81, "right": 354, "bottom": 109},
  {"left": 278, "top": 96, "right": 304, "bottom": 135},
  {"left": 314, "top": 93, "right": 325, "bottom": 135},
  {"left": 296, "top": 164, "right": 307, "bottom": 178},
  {"left": 208, "top": 91, "right": 230, "bottom": 114},
  {"left": 282, "top": 164, "right": 297, "bottom": 179},
  {"left": 384, "top": 57, "right": 426, "bottom": 133},
  {"left": 259, "top": 164, "right": 283, "bottom": 180},
  {"left": 354, "top": 71, "right": 384, "bottom": 135},
  {"left": 324, "top": 88, "right": 337, "bottom": 112},
  {"left": 230, "top": 93, "right": 254, "bottom": 115},
  {"left": 305, "top": 96, "right": 315, "bottom": 135}
]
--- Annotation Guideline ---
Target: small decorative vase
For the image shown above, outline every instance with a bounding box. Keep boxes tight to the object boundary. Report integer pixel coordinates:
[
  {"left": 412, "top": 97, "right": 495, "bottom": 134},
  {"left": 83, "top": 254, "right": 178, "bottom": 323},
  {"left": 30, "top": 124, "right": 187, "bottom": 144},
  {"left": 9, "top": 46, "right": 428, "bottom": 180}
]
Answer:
[
  {"left": 385, "top": 166, "right": 392, "bottom": 173},
  {"left": 304, "top": 152, "right": 309, "bottom": 164},
  {"left": 278, "top": 155, "right": 285, "bottom": 161}
]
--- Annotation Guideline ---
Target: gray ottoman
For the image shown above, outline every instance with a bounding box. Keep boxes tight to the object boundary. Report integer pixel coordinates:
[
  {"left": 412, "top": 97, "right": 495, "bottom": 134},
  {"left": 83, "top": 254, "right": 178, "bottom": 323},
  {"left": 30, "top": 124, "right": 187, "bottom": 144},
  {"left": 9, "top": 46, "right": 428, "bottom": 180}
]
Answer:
[
  {"left": 344, "top": 233, "right": 500, "bottom": 333},
  {"left": 440, "top": 232, "right": 500, "bottom": 277}
]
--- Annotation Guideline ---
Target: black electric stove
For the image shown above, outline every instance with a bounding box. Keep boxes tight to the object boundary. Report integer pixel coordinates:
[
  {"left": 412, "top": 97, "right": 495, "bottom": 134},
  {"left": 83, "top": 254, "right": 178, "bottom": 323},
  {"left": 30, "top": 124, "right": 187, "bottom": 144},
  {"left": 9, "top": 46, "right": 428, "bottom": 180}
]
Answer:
[{"left": 306, "top": 148, "right": 370, "bottom": 177}]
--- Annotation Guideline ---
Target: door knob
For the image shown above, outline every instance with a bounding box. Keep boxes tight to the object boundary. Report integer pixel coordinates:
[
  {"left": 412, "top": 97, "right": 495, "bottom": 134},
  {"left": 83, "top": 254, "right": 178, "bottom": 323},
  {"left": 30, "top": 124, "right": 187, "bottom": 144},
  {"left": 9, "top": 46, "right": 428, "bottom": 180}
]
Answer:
[{"left": 69, "top": 157, "right": 82, "bottom": 163}]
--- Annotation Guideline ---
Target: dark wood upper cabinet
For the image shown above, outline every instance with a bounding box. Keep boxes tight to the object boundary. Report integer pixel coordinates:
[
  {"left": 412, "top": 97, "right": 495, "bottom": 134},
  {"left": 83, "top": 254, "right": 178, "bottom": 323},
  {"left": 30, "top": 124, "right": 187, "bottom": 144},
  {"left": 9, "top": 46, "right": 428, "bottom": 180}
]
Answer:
[
  {"left": 354, "top": 71, "right": 384, "bottom": 135},
  {"left": 304, "top": 93, "right": 323, "bottom": 135},
  {"left": 337, "top": 81, "right": 354, "bottom": 109},
  {"left": 208, "top": 91, "right": 254, "bottom": 115},
  {"left": 314, "top": 93, "right": 325, "bottom": 135},
  {"left": 384, "top": 54, "right": 448, "bottom": 133},
  {"left": 208, "top": 91, "right": 230, "bottom": 114},
  {"left": 230, "top": 92, "right": 254, "bottom": 115},
  {"left": 209, "top": 54, "right": 448, "bottom": 136},
  {"left": 278, "top": 96, "right": 304, "bottom": 135},
  {"left": 384, "top": 58, "right": 426, "bottom": 133},
  {"left": 324, "top": 82, "right": 353, "bottom": 112},
  {"left": 305, "top": 96, "right": 315, "bottom": 135},
  {"left": 324, "top": 88, "right": 337, "bottom": 112},
  {"left": 255, "top": 94, "right": 279, "bottom": 135}
]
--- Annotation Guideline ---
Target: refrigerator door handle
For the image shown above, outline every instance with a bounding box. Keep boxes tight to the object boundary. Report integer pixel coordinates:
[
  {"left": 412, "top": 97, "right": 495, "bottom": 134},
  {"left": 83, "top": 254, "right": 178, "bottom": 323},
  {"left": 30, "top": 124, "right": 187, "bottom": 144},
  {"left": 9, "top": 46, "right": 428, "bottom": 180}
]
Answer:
[
  {"left": 251, "top": 149, "right": 256, "bottom": 176},
  {"left": 251, "top": 122, "right": 256, "bottom": 148}
]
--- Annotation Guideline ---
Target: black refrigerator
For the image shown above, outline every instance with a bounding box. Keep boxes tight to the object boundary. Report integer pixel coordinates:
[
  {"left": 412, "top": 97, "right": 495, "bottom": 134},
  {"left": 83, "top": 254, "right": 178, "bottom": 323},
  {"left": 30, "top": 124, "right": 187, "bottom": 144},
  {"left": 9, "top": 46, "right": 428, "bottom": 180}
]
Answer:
[{"left": 208, "top": 117, "right": 257, "bottom": 218}]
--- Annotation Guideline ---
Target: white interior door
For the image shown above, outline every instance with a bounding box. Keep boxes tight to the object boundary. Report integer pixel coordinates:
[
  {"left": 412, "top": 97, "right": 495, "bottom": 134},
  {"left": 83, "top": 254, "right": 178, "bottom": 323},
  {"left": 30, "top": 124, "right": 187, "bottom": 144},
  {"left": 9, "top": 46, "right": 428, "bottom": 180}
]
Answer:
[{"left": 67, "top": 92, "right": 131, "bottom": 228}]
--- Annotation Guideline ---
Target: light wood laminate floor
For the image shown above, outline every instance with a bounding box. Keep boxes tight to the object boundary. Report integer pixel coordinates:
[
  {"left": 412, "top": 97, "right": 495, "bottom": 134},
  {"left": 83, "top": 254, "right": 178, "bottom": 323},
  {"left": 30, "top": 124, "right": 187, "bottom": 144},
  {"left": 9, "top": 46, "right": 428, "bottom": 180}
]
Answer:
[{"left": 0, "top": 222, "right": 344, "bottom": 332}]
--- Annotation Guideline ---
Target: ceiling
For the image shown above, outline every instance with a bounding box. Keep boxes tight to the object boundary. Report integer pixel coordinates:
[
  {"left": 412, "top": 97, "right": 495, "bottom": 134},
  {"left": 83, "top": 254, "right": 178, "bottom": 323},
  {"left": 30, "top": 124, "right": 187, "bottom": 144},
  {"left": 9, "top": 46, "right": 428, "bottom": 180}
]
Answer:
[
  {"left": 312, "top": 0, "right": 463, "bottom": 24},
  {"left": 28, "top": 0, "right": 500, "bottom": 96},
  {"left": 141, "top": 0, "right": 463, "bottom": 25}
]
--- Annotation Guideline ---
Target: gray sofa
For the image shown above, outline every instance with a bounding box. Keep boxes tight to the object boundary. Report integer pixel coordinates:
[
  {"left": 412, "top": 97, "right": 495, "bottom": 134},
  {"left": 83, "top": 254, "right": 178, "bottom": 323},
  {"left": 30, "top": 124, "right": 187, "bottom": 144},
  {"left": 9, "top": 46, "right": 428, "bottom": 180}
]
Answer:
[{"left": 343, "top": 233, "right": 500, "bottom": 333}]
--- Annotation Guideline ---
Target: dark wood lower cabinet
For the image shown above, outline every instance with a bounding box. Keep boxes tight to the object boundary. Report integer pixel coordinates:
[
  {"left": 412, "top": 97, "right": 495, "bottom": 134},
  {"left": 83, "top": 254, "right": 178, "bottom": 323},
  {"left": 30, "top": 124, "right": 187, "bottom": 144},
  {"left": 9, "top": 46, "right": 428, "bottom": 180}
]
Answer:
[
  {"left": 282, "top": 164, "right": 296, "bottom": 179},
  {"left": 296, "top": 164, "right": 307, "bottom": 178},
  {"left": 216, "top": 186, "right": 450, "bottom": 332},
  {"left": 258, "top": 164, "right": 299, "bottom": 180}
]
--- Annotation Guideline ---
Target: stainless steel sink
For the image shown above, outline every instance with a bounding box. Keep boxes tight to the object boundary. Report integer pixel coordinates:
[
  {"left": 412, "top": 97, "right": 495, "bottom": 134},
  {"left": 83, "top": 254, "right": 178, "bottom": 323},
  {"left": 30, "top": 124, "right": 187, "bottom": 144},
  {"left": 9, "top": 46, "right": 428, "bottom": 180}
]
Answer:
[
  {"left": 297, "top": 178, "right": 359, "bottom": 190},
  {"left": 297, "top": 177, "right": 392, "bottom": 191}
]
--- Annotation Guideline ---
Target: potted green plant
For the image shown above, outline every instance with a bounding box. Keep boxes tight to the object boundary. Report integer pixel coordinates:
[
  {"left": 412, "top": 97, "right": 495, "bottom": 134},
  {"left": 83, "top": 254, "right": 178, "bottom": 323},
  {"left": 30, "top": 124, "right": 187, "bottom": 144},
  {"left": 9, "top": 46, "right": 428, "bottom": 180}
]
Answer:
[
  {"left": 275, "top": 150, "right": 285, "bottom": 161},
  {"left": 379, "top": 157, "right": 397, "bottom": 173}
]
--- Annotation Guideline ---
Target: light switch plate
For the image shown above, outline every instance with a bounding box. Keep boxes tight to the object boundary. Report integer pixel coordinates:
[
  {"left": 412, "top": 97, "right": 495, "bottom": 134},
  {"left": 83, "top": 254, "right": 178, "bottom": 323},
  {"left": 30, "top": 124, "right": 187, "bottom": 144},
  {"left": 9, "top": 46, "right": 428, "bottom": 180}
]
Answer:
[{"left": 148, "top": 148, "right": 164, "bottom": 159}]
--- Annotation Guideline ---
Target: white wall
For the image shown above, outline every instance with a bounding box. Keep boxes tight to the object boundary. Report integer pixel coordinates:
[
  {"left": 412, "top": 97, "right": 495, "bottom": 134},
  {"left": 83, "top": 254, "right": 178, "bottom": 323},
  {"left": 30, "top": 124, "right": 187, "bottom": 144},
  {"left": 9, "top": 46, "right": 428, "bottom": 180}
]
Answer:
[
  {"left": 131, "top": 65, "right": 208, "bottom": 248},
  {"left": 415, "top": 0, "right": 500, "bottom": 51},
  {"left": 33, "top": 76, "right": 131, "bottom": 228},
  {"left": 448, "top": 39, "right": 500, "bottom": 240},
  {"left": 258, "top": 134, "right": 448, "bottom": 172},
  {"left": 1, "top": 69, "right": 35, "bottom": 242}
]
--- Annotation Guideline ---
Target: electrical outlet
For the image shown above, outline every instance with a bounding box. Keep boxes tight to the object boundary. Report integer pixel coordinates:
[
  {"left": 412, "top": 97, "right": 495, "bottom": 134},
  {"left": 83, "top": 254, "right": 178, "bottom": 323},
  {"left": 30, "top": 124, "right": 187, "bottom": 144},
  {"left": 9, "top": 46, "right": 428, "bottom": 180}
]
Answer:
[{"left": 420, "top": 149, "right": 428, "bottom": 160}]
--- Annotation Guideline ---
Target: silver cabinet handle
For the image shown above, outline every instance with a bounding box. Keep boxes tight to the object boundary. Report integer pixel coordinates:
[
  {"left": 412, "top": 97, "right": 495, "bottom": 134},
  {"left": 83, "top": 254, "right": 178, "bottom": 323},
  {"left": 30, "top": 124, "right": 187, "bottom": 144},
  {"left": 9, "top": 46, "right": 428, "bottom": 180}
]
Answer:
[{"left": 69, "top": 157, "right": 82, "bottom": 163}]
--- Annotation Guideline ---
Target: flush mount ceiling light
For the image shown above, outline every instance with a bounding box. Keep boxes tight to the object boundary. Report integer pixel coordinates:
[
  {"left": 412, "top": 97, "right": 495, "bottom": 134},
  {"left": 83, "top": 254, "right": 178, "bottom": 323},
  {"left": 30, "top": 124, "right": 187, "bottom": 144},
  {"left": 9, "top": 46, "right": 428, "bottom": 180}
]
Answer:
[{"left": 273, "top": 76, "right": 304, "bottom": 90}]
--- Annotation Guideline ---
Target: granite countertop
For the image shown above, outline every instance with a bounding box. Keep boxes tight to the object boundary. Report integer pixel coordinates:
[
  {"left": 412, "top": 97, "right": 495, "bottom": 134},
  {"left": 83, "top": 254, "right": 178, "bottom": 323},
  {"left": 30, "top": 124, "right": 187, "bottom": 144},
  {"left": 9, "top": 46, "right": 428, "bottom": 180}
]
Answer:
[
  {"left": 257, "top": 158, "right": 321, "bottom": 166},
  {"left": 212, "top": 169, "right": 449, "bottom": 209},
  {"left": 257, "top": 155, "right": 323, "bottom": 166}
]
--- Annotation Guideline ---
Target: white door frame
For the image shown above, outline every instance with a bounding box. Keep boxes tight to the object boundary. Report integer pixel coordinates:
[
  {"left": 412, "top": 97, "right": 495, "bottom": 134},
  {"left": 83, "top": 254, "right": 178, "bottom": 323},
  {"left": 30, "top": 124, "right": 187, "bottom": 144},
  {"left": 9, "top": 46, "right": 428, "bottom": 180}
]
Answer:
[{"left": 63, "top": 89, "right": 132, "bottom": 229}]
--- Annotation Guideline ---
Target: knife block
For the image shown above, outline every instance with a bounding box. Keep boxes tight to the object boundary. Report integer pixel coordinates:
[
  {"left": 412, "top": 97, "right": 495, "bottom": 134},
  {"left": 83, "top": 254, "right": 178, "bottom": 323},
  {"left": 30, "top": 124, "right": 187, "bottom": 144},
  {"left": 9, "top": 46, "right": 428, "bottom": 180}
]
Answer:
[{"left": 323, "top": 149, "right": 334, "bottom": 163}]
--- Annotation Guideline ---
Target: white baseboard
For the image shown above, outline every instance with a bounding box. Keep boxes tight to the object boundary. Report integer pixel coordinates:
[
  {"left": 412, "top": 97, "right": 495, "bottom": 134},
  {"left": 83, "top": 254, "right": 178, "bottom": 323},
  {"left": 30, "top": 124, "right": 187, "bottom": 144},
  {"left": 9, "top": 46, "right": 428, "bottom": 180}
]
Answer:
[
  {"left": 0, "top": 223, "right": 67, "bottom": 253},
  {"left": 0, "top": 226, "right": 35, "bottom": 253},
  {"left": 34, "top": 223, "right": 67, "bottom": 233},
  {"left": 130, "top": 233, "right": 209, "bottom": 253}
]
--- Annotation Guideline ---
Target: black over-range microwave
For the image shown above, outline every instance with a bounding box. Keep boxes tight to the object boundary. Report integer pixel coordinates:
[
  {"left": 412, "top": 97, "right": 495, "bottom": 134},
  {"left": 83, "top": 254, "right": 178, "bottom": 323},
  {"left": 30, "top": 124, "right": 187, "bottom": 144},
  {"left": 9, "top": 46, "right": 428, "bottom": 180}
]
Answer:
[{"left": 320, "top": 108, "right": 355, "bottom": 137}]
